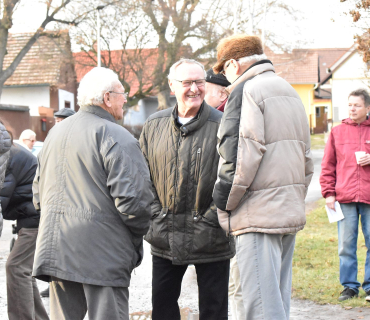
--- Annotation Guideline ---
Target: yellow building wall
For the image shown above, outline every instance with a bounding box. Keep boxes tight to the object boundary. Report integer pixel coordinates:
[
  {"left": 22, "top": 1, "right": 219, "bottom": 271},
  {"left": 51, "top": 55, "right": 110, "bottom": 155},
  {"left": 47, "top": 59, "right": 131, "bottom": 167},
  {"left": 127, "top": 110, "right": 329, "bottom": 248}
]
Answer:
[{"left": 292, "top": 84, "right": 315, "bottom": 129}]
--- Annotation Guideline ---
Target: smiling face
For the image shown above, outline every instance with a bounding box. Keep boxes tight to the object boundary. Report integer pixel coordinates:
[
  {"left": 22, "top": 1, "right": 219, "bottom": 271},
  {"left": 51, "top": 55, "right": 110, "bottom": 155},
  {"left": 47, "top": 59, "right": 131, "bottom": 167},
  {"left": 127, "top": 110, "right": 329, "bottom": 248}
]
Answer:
[
  {"left": 348, "top": 95, "right": 370, "bottom": 124},
  {"left": 169, "top": 63, "right": 205, "bottom": 117}
]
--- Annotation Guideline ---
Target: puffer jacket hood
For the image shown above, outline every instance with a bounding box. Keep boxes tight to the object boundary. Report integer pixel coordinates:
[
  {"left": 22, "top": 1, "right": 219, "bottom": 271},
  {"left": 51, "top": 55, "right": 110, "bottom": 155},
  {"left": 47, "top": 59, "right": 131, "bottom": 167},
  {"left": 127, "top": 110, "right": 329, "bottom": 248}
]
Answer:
[
  {"left": 140, "top": 102, "right": 235, "bottom": 265},
  {"left": 214, "top": 61, "right": 314, "bottom": 236},
  {"left": 320, "top": 117, "right": 370, "bottom": 204}
]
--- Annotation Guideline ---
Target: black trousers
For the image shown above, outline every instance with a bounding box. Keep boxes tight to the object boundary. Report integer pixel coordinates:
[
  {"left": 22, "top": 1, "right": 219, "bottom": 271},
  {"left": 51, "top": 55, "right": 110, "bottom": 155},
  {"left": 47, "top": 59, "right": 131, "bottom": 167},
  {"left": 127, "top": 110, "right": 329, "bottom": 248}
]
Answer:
[{"left": 152, "top": 256, "right": 230, "bottom": 320}]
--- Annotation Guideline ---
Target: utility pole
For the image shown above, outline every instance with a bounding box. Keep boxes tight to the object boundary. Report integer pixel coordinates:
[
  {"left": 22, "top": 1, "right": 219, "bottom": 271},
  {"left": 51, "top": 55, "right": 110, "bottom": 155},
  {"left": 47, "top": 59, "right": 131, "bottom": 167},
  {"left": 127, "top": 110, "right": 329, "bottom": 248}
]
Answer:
[
  {"left": 233, "top": 0, "right": 238, "bottom": 34},
  {"left": 96, "top": 5, "right": 105, "bottom": 67},
  {"left": 261, "top": 0, "right": 268, "bottom": 47}
]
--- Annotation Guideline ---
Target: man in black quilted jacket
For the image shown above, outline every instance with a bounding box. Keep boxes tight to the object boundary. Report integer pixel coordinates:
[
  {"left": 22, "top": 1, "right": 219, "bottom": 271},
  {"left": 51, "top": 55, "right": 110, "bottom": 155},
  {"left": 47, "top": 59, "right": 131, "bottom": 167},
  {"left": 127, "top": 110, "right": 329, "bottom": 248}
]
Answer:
[
  {"left": 140, "top": 58, "right": 235, "bottom": 320},
  {"left": 0, "top": 143, "right": 49, "bottom": 320}
]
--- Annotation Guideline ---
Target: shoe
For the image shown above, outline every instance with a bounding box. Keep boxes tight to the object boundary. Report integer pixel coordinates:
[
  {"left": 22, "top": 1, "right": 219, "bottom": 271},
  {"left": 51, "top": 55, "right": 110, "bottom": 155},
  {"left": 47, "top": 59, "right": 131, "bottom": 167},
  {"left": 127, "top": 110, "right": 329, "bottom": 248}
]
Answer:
[
  {"left": 40, "top": 287, "right": 49, "bottom": 298},
  {"left": 338, "top": 287, "right": 358, "bottom": 301},
  {"left": 366, "top": 290, "right": 370, "bottom": 302}
]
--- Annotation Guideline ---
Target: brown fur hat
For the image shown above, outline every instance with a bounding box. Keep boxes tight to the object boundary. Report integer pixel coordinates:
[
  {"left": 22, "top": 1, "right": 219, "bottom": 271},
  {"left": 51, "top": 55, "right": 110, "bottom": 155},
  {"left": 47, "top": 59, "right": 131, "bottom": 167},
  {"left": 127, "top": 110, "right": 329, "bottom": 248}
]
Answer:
[{"left": 213, "top": 34, "right": 264, "bottom": 74}]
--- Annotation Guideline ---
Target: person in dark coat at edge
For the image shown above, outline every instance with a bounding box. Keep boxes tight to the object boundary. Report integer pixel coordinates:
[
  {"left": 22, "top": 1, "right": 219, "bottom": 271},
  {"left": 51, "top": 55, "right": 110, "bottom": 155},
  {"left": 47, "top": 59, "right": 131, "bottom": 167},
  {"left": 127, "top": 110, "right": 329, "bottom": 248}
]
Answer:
[
  {"left": 32, "top": 67, "right": 153, "bottom": 320},
  {"left": 0, "top": 142, "right": 49, "bottom": 320},
  {"left": 140, "top": 58, "right": 235, "bottom": 320},
  {"left": 0, "top": 120, "right": 11, "bottom": 237}
]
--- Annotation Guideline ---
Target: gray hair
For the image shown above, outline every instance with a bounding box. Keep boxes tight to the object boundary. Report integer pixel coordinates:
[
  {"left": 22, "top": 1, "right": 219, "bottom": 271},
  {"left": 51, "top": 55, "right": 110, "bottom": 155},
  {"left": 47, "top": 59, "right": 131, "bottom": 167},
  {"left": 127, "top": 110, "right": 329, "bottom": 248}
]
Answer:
[
  {"left": 19, "top": 129, "right": 36, "bottom": 141},
  {"left": 168, "top": 58, "right": 207, "bottom": 80},
  {"left": 238, "top": 53, "right": 267, "bottom": 66},
  {"left": 349, "top": 88, "right": 370, "bottom": 107},
  {"left": 78, "top": 67, "right": 121, "bottom": 108}
]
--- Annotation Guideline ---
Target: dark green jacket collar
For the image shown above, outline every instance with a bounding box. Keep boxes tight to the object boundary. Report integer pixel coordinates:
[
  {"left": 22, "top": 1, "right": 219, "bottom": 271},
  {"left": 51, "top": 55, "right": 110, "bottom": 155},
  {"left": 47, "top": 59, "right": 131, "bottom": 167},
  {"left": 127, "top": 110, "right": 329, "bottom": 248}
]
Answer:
[
  {"left": 171, "top": 102, "right": 211, "bottom": 135},
  {"left": 80, "top": 105, "right": 116, "bottom": 123}
]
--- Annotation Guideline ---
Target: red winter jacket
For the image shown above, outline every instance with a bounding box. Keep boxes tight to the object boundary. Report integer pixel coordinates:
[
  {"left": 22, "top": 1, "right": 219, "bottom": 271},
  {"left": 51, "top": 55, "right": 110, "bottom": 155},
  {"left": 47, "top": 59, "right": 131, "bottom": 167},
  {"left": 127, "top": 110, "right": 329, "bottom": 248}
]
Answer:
[{"left": 320, "top": 118, "right": 370, "bottom": 204}]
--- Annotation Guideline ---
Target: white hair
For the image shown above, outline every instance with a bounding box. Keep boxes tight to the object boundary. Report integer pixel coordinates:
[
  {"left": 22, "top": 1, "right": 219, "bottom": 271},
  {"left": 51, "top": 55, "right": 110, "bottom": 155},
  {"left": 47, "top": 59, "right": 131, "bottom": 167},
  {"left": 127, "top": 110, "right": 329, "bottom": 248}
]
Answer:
[
  {"left": 168, "top": 58, "right": 207, "bottom": 80},
  {"left": 19, "top": 129, "right": 36, "bottom": 140},
  {"left": 238, "top": 53, "right": 267, "bottom": 66},
  {"left": 78, "top": 67, "right": 121, "bottom": 108}
]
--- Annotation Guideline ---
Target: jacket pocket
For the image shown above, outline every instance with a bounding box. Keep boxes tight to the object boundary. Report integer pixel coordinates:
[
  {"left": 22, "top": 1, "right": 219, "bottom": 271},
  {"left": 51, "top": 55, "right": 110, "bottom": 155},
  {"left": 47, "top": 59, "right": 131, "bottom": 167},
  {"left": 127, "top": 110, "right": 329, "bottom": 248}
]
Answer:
[
  {"left": 191, "top": 211, "right": 230, "bottom": 254},
  {"left": 194, "top": 148, "right": 202, "bottom": 183},
  {"left": 144, "top": 207, "right": 170, "bottom": 250}
]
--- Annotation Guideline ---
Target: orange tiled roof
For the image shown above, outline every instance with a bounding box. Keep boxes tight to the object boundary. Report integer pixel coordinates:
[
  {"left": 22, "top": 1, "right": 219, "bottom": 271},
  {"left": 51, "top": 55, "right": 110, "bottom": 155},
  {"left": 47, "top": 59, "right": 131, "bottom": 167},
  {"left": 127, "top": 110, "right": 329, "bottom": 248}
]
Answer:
[
  {"left": 265, "top": 47, "right": 350, "bottom": 84},
  {"left": 4, "top": 31, "right": 71, "bottom": 86},
  {"left": 74, "top": 48, "right": 159, "bottom": 96},
  {"left": 265, "top": 47, "right": 318, "bottom": 84},
  {"left": 73, "top": 46, "right": 194, "bottom": 97}
]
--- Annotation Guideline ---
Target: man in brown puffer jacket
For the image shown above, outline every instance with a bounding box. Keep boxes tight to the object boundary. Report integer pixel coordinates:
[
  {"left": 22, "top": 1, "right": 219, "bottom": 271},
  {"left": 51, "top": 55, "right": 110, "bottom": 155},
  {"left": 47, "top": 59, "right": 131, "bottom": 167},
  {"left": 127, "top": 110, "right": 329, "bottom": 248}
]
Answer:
[
  {"left": 213, "top": 34, "right": 314, "bottom": 320},
  {"left": 140, "top": 58, "right": 235, "bottom": 320}
]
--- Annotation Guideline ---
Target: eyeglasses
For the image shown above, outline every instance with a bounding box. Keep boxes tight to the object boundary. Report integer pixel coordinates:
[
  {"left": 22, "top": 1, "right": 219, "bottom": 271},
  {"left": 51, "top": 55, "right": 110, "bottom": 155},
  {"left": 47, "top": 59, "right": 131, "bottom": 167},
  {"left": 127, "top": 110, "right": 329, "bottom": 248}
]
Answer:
[
  {"left": 174, "top": 79, "right": 206, "bottom": 87},
  {"left": 221, "top": 59, "right": 238, "bottom": 76},
  {"left": 107, "top": 91, "right": 128, "bottom": 99},
  {"left": 24, "top": 139, "right": 36, "bottom": 143}
]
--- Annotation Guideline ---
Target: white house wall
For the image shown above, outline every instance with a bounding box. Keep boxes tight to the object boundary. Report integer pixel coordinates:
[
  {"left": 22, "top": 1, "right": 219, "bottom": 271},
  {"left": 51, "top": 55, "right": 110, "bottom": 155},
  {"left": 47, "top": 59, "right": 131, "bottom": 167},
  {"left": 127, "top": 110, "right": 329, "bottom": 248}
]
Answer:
[
  {"left": 1, "top": 85, "right": 50, "bottom": 116},
  {"left": 332, "top": 52, "right": 370, "bottom": 122},
  {"left": 58, "top": 89, "right": 75, "bottom": 110}
]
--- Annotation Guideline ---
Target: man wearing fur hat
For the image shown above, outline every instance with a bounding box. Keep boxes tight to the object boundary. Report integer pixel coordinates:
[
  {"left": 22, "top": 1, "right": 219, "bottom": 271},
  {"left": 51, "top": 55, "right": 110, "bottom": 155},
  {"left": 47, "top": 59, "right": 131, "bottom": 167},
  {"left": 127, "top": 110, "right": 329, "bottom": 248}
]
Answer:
[{"left": 212, "top": 34, "right": 314, "bottom": 319}]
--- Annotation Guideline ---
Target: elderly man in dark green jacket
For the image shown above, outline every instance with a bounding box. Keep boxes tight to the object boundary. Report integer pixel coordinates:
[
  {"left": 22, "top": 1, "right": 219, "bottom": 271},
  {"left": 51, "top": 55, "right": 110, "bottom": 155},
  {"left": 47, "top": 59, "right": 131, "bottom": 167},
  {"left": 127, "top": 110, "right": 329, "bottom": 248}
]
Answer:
[
  {"left": 32, "top": 67, "right": 153, "bottom": 320},
  {"left": 140, "top": 58, "right": 235, "bottom": 320}
]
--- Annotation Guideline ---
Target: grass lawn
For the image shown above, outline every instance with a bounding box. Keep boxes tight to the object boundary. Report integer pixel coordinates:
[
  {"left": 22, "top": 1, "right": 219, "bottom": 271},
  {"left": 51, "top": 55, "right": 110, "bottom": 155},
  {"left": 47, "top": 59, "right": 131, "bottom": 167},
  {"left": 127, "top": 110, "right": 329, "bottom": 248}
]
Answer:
[
  {"left": 310, "top": 134, "right": 326, "bottom": 150},
  {"left": 292, "top": 198, "right": 369, "bottom": 307}
]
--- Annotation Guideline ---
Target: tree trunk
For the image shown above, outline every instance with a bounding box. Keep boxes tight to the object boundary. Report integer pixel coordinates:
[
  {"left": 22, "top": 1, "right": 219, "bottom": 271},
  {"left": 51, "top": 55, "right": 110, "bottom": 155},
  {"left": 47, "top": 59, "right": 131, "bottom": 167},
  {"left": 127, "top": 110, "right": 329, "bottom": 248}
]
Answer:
[{"left": 157, "top": 89, "right": 171, "bottom": 110}]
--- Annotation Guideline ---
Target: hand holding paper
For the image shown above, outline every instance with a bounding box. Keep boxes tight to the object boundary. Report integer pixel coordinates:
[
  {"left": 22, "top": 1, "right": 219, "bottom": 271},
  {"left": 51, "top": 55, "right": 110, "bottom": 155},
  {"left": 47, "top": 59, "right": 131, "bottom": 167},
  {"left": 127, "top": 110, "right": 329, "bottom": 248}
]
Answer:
[{"left": 325, "top": 201, "right": 344, "bottom": 223}]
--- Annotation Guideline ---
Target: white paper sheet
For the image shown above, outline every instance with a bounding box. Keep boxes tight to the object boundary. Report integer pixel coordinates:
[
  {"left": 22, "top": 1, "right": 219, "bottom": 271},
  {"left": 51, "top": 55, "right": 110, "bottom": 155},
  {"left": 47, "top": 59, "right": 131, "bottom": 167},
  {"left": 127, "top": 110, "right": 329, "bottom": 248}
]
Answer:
[{"left": 325, "top": 201, "right": 344, "bottom": 223}]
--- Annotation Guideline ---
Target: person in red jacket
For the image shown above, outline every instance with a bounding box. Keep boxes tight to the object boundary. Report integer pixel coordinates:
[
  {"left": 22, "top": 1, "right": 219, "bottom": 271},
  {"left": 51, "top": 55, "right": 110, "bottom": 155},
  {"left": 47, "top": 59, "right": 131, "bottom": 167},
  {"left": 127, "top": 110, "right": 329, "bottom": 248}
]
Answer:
[{"left": 320, "top": 88, "right": 370, "bottom": 302}]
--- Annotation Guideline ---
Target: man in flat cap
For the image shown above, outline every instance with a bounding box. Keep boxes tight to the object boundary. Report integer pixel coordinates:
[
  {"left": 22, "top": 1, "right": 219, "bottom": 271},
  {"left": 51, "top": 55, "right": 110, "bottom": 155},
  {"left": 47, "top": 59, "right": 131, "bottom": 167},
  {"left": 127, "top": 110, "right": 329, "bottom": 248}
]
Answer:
[
  {"left": 212, "top": 34, "right": 314, "bottom": 319},
  {"left": 54, "top": 108, "right": 76, "bottom": 124},
  {"left": 205, "top": 69, "right": 230, "bottom": 112}
]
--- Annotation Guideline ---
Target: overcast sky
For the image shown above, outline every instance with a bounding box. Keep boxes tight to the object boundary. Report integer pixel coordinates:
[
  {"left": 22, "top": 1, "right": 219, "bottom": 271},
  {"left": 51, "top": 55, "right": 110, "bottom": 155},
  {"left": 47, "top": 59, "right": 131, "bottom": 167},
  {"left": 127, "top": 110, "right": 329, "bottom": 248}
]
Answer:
[{"left": 9, "top": 0, "right": 360, "bottom": 50}]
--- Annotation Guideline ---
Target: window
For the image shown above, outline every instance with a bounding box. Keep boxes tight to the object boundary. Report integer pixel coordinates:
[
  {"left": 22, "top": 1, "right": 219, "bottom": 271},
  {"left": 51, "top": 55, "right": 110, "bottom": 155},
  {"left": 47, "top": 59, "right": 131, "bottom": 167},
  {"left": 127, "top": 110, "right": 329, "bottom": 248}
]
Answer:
[
  {"left": 315, "top": 107, "right": 321, "bottom": 117},
  {"left": 65, "top": 101, "right": 71, "bottom": 108}
]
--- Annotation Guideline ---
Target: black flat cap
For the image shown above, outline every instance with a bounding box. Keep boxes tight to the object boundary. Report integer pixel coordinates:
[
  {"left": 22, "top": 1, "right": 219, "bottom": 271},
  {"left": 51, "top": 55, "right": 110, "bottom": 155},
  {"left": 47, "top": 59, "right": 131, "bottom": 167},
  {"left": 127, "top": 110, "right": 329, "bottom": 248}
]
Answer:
[
  {"left": 206, "top": 68, "right": 231, "bottom": 87},
  {"left": 54, "top": 108, "right": 76, "bottom": 118}
]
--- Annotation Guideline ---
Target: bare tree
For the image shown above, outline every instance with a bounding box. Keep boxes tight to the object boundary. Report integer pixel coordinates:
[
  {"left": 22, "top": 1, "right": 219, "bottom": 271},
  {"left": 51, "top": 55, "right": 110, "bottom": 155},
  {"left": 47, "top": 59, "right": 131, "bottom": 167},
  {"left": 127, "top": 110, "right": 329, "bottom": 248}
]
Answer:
[
  {"left": 74, "top": 0, "right": 300, "bottom": 110},
  {"left": 0, "top": 0, "right": 118, "bottom": 98},
  {"left": 341, "top": 0, "right": 370, "bottom": 65}
]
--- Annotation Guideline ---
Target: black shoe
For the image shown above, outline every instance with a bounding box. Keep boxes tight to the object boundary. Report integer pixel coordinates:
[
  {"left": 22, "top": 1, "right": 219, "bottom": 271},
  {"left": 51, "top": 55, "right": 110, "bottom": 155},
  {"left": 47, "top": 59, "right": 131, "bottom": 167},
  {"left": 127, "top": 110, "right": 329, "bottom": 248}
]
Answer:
[
  {"left": 40, "top": 287, "right": 49, "bottom": 298},
  {"left": 366, "top": 290, "right": 370, "bottom": 302},
  {"left": 338, "top": 288, "right": 358, "bottom": 301}
]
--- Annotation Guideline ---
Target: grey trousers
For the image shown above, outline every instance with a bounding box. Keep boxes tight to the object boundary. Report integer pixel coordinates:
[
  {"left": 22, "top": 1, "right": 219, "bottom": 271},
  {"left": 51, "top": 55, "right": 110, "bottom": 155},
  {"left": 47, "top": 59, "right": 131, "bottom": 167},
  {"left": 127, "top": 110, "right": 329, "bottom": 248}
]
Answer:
[
  {"left": 6, "top": 228, "right": 49, "bottom": 320},
  {"left": 236, "top": 233, "right": 296, "bottom": 320},
  {"left": 50, "top": 277, "right": 129, "bottom": 320},
  {"left": 229, "top": 256, "right": 246, "bottom": 320}
]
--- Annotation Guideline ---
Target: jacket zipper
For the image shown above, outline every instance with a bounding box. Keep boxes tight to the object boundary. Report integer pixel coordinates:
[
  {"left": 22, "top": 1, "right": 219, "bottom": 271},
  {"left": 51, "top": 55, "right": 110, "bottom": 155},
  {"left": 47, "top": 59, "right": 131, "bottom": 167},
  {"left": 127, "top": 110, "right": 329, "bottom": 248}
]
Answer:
[
  {"left": 194, "top": 148, "right": 202, "bottom": 183},
  {"left": 358, "top": 124, "right": 361, "bottom": 202}
]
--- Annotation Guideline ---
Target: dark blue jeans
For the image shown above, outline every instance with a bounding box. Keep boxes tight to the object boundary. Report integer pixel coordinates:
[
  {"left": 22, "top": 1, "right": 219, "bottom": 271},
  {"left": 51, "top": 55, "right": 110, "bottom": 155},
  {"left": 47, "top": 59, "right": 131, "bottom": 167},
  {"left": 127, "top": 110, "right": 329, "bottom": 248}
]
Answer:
[{"left": 338, "top": 202, "right": 370, "bottom": 293}]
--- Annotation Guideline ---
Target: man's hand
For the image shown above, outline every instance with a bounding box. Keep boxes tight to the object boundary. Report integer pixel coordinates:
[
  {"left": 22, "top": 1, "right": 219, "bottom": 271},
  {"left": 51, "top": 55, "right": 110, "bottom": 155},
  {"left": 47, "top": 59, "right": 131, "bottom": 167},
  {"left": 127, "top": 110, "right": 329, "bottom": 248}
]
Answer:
[
  {"left": 358, "top": 153, "right": 370, "bottom": 166},
  {"left": 326, "top": 196, "right": 336, "bottom": 211}
]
